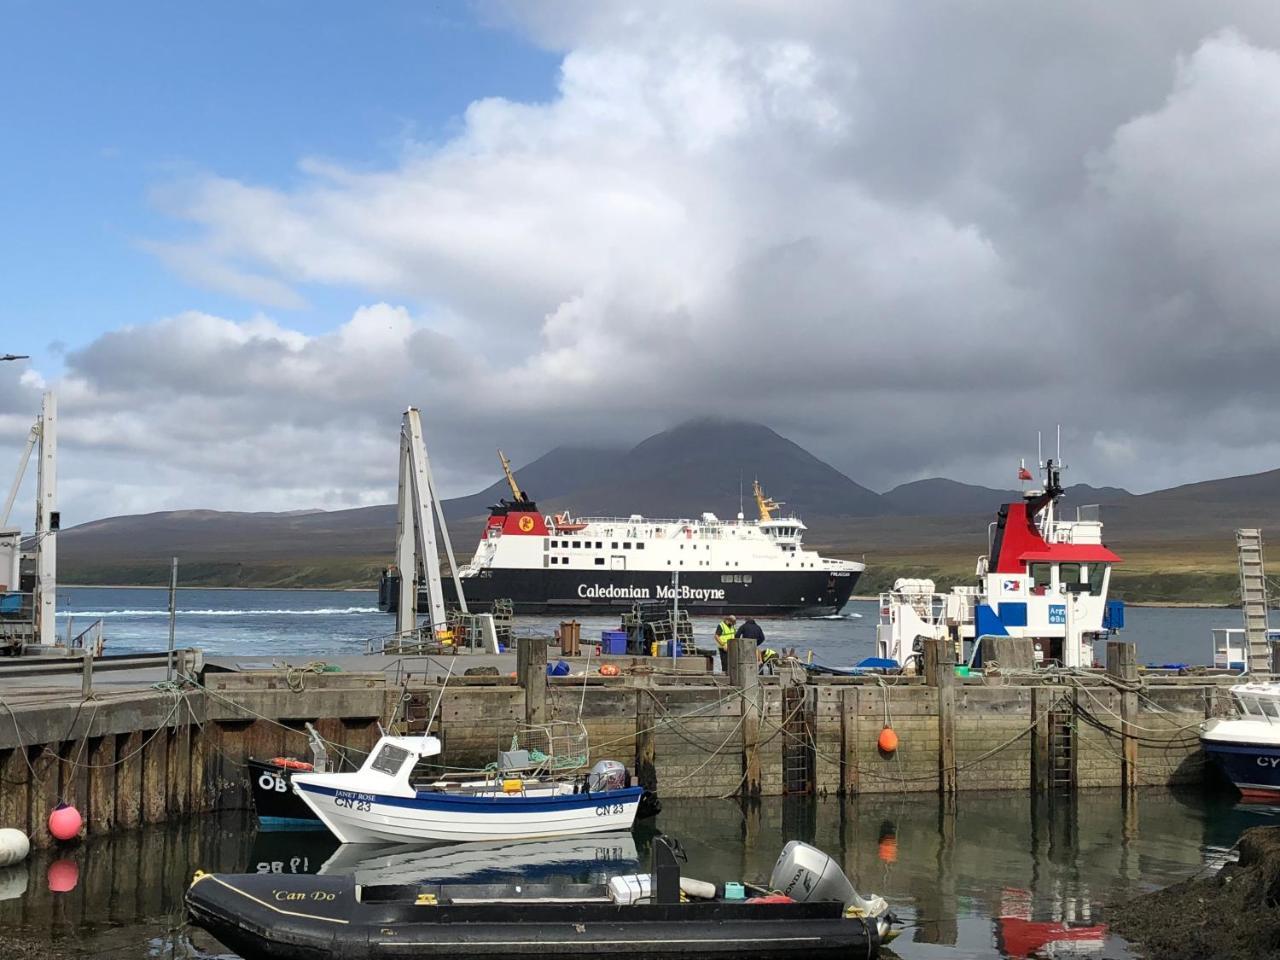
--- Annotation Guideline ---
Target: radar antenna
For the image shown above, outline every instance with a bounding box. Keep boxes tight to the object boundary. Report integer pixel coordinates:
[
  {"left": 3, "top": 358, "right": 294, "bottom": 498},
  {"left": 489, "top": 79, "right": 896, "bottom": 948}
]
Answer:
[
  {"left": 753, "top": 479, "right": 783, "bottom": 522},
  {"left": 498, "top": 450, "right": 525, "bottom": 502}
]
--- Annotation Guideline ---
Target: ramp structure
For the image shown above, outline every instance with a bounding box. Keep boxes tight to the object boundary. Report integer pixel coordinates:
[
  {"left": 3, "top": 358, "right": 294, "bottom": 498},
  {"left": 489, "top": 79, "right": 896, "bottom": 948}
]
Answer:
[
  {"left": 393, "top": 408, "right": 467, "bottom": 639},
  {"left": 2, "top": 391, "right": 57, "bottom": 649},
  {"left": 1236, "top": 528, "right": 1271, "bottom": 674}
]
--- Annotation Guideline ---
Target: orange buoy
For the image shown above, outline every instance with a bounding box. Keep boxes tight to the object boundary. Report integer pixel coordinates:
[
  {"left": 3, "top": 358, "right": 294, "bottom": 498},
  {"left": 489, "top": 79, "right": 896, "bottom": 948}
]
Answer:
[
  {"left": 878, "top": 835, "right": 898, "bottom": 864},
  {"left": 877, "top": 726, "right": 898, "bottom": 754},
  {"left": 599, "top": 664, "right": 621, "bottom": 677}
]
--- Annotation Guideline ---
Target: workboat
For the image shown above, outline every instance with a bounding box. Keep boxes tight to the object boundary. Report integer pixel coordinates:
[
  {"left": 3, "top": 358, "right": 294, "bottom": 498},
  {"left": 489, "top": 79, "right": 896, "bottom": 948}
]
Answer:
[
  {"left": 187, "top": 837, "right": 896, "bottom": 959},
  {"left": 876, "top": 456, "right": 1124, "bottom": 670},
  {"left": 1201, "top": 682, "right": 1280, "bottom": 800},
  {"left": 379, "top": 456, "right": 862, "bottom": 617},
  {"left": 248, "top": 723, "right": 333, "bottom": 831},
  {"left": 249, "top": 757, "right": 327, "bottom": 831},
  {"left": 292, "top": 730, "right": 644, "bottom": 844}
]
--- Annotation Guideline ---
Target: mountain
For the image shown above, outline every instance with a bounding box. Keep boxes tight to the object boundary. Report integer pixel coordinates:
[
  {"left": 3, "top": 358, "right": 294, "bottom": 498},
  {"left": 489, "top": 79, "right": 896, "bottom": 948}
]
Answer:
[
  {"left": 57, "top": 419, "right": 884, "bottom": 585},
  {"left": 880, "top": 478, "right": 1133, "bottom": 517},
  {"left": 540, "top": 419, "right": 887, "bottom": 519},
  {"left": 49, "top": 417, "right": 1280, "bottom": 600},
  {"left": 440, "top": 445, "right": 625, "bottom": 521}
]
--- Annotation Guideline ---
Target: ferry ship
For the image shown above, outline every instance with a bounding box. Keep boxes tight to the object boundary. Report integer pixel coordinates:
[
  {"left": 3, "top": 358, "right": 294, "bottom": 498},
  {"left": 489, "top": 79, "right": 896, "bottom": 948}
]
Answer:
[{"left": 382, "top": 455, "right": 862, "bottom": 617}]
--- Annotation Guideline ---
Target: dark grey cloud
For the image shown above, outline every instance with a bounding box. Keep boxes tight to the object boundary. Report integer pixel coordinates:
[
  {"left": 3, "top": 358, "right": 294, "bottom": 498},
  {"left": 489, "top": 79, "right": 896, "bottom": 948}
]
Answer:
[{"left": 10, "top": 3, "right": 1280, "bottom": 522}]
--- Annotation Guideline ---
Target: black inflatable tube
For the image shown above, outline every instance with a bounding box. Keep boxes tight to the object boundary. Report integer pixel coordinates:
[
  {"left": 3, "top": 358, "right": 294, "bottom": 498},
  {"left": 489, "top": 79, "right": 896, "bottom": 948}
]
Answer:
[{"left": 187, "top": 872, "right": 880, "bottom": 960}]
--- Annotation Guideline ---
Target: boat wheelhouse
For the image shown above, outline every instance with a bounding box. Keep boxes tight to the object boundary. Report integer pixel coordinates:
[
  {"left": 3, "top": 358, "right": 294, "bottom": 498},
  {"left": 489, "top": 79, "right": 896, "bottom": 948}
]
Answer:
[{"left": 876, "top": 458, "right": 1124, "bottom": 669}]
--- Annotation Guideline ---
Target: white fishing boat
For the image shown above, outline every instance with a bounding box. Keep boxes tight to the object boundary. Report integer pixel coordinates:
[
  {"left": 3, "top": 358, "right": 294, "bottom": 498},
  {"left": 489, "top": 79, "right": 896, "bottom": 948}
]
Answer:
[
  {"left": 292, "top": 730, "right": 644, "bottom": 844},
  {"left": 1201, "top": 682, "right": 1280, "bottom": 801}
]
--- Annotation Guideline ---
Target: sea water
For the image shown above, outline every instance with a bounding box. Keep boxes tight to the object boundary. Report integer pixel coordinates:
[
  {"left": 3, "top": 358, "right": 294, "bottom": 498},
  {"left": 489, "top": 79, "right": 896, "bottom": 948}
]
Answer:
[
  {"left": 14, "top": 588, "right": 1256, "bottom": 958},
  {"left": 0, "top": 790, "right": 1269, "bottom": 959},
  {"left": 56, "top": 586, "right": 1237, "bottom": 667}
]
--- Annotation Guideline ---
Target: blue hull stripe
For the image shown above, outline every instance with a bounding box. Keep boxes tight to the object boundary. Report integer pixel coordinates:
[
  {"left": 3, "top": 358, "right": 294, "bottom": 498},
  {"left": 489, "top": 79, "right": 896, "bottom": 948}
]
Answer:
[
  {"left": 256, "top": 816, "right": 328, "bottom": 831},
  {"left": 1202, "top": 740, "right": 1280, "bottom": 792},
  {"left": 297, "top": 782, "right": 643, "bottom": 814}
]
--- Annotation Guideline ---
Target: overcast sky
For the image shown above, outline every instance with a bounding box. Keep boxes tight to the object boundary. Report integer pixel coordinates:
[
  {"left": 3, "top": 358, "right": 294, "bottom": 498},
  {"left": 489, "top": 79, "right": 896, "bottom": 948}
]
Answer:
[{"left": 5, "top": 1, "right": 1280, "bottom": 524}]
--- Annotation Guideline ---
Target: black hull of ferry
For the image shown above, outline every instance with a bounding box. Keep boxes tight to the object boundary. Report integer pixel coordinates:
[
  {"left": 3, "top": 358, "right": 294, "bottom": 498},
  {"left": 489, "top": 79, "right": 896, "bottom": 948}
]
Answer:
[{"left": 381, "top": 568, "right": 858, "bottom": 618}]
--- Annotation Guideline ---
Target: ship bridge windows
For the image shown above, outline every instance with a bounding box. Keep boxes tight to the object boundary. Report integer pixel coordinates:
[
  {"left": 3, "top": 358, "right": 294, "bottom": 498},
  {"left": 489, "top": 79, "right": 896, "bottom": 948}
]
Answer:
[
  {"left": 595, "top": 557, "right": 605, "bottom": 566},
  {"left": 1029, "top": 563, "right": 1052, "bottom": 595},
  {"left": 1060, "top": 563, "right": 1083, "bottom": 589},
  {"left": 1087, "top": 563, "right": 1108, "bottom": 594}
]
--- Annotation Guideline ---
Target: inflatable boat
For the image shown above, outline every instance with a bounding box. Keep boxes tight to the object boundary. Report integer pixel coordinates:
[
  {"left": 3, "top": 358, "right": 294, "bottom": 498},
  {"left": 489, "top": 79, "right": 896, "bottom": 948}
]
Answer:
[{"left": 187, "top": 837, "right": 894, "bottom": 959}]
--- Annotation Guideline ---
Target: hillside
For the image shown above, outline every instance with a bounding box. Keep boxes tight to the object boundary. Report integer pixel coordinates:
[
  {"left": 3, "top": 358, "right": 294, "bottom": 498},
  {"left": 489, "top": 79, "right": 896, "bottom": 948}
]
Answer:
[{"left": 53, "top": 417, "right": 1280, "bottom": 601}]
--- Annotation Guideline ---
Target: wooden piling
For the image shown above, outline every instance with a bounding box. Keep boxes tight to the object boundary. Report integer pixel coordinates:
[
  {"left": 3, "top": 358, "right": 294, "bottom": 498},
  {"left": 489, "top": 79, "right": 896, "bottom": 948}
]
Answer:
[
  {"left": 840, "top": 686, "right": 859, "bottom": 796},
  {"left": 1031, "top": 686, "right": 1052, "bottom": 794},
  {"left": 1107, "top": 641, "right": 1139, "bottom": 791},
  {"left": 734, "top": 635, "right": 761, "bottom": 797},
  {"left": 519, "top": 636, "right": 548, "bottom": 727},
  {"left": 141, "top": 728, "right": 167, "bottom": 824},
  {"left": 634, "top": 679, "right": 657, "bottom": 793},
  {"left": 28, "top": 746, "right": 59, "bottom": 848},
  {"left": 0, "top": 748, "right": 28, "bottom": 832},
  {"left": 924, "top": 639, "right": 957, "bottom": 795},
  {"left": 115, "top": 730, "right": 143, "bottom": 827},
  {"left": 168, "top": 724, "right": 191, "bottom": 815},
  {"left": 87, "top": 735, "right": 116, "bottom": 834}
]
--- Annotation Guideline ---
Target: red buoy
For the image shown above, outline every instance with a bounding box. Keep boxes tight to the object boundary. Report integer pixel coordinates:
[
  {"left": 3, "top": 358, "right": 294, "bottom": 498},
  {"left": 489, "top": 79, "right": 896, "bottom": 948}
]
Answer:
[
  {"left": 878, "top": 726, "right": 898, "bottom": 754},
  {"left": 48, "top": 804, "right": 82, "bottom": 842},
  {"left": 47, "top": 858, "right": 78, "bottom": 893}
]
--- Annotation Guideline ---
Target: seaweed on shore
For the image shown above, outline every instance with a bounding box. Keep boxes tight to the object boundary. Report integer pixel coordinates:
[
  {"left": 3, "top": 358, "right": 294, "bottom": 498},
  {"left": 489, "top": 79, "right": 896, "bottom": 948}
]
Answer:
[
  {"left": 0, "top": 932, "right": 78, "bottom": 960},
  {"left": 1112, "top": 825, "right": 1280, "bottom": 960}
]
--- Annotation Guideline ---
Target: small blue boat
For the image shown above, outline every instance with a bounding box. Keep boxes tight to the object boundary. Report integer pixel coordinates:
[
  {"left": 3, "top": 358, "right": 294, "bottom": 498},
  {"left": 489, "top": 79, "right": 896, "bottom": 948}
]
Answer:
[{"left": 1200, "top": 682, "right": 1280, "bottom": 801}]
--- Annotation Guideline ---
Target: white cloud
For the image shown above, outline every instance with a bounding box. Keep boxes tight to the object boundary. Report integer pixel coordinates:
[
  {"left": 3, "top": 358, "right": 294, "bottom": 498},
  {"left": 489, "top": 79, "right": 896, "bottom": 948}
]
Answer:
[{"left": 11, "top": 5, "right": 1280, "bottom": 521}]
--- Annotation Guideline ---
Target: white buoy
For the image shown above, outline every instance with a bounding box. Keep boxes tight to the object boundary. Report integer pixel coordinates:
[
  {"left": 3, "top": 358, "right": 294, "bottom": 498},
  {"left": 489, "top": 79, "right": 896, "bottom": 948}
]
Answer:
[
  {"left": 0, "top": 828, "right": 30, "bottom": 867},
  {"left": 0, "top": 864, "right": 28, "bottom": 901}
]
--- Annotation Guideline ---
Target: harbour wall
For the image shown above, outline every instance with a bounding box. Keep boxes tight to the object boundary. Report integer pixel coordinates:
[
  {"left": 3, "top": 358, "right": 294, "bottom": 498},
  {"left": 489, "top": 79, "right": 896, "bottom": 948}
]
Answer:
[{"left": 0, "top": 639, "right": 1230, "bottom": 844}]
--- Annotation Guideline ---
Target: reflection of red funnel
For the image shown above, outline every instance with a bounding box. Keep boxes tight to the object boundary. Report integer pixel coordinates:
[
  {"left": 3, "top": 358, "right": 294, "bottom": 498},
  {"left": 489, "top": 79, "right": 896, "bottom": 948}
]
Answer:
[
  {"left": 996, "top": 917, "right": 1107, "bottom": 958},
  {"left": 47, "top": 858, "right": 78, "bottom": 893}
]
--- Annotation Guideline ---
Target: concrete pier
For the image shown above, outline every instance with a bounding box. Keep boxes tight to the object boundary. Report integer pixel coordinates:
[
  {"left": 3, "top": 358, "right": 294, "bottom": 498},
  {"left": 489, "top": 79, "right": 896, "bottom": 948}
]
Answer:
[{"left": 0, "top": 641, "right": 1234, "bottom": 842}]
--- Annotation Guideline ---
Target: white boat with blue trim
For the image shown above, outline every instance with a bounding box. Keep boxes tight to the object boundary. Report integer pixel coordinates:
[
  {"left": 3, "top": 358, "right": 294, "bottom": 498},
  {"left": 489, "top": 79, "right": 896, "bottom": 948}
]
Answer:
[
  {"left": 1201, "top": 682, "right": 1280, "bottom": 801},
  {"left": 291, "top": 734, "right": 643, "bottom": 844}
]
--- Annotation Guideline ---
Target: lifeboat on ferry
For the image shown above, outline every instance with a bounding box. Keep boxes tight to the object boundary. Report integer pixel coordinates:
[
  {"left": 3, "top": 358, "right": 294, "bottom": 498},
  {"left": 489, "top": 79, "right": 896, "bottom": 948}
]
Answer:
[{"left": 552, "top": 512, "right": 589, "bottom": 533}]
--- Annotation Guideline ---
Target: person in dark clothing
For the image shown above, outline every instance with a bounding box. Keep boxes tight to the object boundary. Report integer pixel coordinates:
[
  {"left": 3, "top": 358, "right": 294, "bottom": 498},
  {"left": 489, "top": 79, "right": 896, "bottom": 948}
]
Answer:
[{"left": 736, "top": 617, "right": 765, "bottom": 645}]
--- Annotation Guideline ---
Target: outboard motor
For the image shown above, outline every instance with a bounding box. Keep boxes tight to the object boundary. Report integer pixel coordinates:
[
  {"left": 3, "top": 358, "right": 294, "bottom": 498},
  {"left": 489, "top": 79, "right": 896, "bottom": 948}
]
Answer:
[
  {"left": 769, "top": 841, "right": 887, "bottom": 917},
  {"left": 588, "top": 759, "right": 627, "bottom": 792}
]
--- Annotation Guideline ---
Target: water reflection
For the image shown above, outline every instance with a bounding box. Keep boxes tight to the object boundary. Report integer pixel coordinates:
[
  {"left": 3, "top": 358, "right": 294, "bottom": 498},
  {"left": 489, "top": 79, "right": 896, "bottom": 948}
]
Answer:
[{"left": 3, "top": 790, "right": 1277, "bottom": 959}]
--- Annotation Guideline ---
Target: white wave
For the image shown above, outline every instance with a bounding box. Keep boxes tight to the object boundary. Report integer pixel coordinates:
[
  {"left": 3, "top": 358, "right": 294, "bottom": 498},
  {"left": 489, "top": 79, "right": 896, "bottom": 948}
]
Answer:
[{"left": 56, "top": 607, "right": 381, "bottom": 618}]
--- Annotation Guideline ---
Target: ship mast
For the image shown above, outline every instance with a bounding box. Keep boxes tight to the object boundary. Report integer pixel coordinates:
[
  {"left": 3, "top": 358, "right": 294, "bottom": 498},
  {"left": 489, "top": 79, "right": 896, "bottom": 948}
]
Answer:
[
  {"left": 753, "top": 479, "right": 782, "bottom": 522},
  {"left": 498, "top": 450, "right": 525, "bottom": 502}
]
